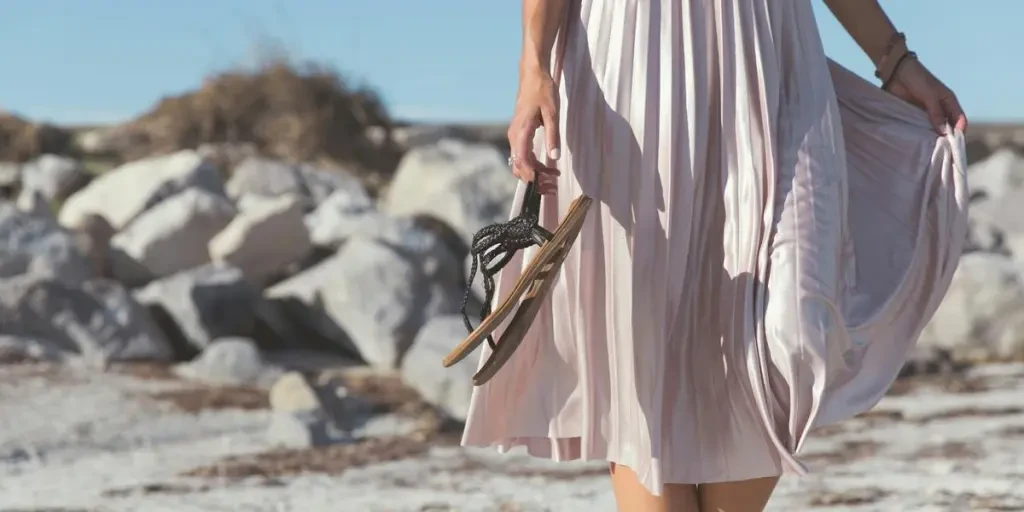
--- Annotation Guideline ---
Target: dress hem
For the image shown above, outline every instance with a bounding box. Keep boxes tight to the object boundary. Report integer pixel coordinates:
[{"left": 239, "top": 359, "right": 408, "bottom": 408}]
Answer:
[{"left": 460, "top": 436, "right": 794, "bottom": 490}]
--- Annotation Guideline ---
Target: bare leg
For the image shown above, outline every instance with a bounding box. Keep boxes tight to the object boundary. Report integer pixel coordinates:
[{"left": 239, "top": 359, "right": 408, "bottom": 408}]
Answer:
[
  {"left": 609, "top": 462, "right": 700, "bottom": 512},
  {"left": 698, "top": 476, "right": 780, "bottom": 512}
]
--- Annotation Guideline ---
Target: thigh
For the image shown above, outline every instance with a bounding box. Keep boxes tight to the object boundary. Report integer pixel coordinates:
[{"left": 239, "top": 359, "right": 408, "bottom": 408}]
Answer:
[
  {"left": 609, "top": 463, "right": 699, "bottom": 512},
  {"left": 698, "top": 476, "right": 780, "bottom": 512}
]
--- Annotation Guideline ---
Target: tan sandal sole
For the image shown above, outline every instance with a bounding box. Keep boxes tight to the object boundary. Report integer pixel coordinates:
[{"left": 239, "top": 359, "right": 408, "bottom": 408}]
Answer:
[
  {"left": 470, "top": 202, "right": 588, "bottom": 385},
  {"left": 442, "top": 195, "right": 593, "bottom": 369}
]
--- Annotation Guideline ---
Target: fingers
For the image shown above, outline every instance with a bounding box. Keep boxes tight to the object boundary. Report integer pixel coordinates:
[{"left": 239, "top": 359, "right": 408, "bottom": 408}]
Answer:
[
  {"left": 541, "top": 103, "right": 561, "bottom": 161},
  {"left": 507, "top": 74, "right": 562, "bottom": 190},
  {"left": 537, "top": 171, "right": 558, "bottom": 195},
  {"left": 522, "top": 161, "right": 560, "bottom": 195},
  {"left": 941, "top": 93, "right": 968, "bottom": 133},
  {"left": 507, "top": 112, "right": 561, "bottom": 188},
  {"left": 923, "top": 97, "right": 947, "bottom": 136},
  {"left": 925, "top": 91, "right": 969, "bottom": 136},
  {"left": 538, "top": 102, "right": 562, "bottom": 195},
  {"left": 508, "top": 116, "right": 541, "bottom": 183},
  {"left": 955, "top": 113, "right": 968, "bottom": 133}
]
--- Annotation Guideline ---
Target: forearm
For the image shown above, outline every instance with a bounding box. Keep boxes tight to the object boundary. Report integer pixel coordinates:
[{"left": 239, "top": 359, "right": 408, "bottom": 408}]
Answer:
[
  {"left": 822, "top": 0, "right": 899, "bottom": 65},
  {"left": 520, "top": 0, "right": 569, "bottom": 75}
]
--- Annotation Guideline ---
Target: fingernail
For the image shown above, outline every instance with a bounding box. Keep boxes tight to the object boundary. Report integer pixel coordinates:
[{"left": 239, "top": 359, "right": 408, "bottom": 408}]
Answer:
[{"left": 549, "top": 148, "right": 561, "bottom": 160}]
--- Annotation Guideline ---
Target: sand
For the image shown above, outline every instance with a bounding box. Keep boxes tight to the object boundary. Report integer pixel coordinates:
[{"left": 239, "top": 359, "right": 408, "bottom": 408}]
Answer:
[{"left": 0, "top": 362, "right": 1022, "bottom": 511}]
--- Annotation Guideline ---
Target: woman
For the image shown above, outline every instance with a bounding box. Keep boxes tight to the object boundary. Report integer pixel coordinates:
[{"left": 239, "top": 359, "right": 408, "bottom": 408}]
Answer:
[{"left": 462, "top": 0, "right": 969, "bottom": 510}]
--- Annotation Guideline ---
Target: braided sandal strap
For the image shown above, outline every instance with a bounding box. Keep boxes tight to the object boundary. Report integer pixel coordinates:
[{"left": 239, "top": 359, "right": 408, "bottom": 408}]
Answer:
[{"left": 460, "top": 180, "right": 552, "bottom": 349}]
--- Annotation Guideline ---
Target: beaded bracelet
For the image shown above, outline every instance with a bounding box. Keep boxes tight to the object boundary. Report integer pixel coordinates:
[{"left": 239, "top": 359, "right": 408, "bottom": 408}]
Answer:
[
  {"left": 874, "top": 31, "right": 913, "bottom": 88},
  {"left": 881, "top": 50, "right": 918, "bottom": 91}
]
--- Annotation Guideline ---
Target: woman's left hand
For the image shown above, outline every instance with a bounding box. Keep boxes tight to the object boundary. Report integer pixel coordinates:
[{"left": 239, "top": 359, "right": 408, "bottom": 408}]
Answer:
[{"left": 885, "top": 57, "right": 968, "bottom": 135}]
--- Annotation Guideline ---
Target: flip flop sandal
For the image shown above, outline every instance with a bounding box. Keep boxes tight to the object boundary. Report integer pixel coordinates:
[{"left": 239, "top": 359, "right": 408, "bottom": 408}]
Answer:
[
  {"left": 443, "top": 179, "right": 592, "bottom": 384},
  {"left": 467, "top": 204, "right": 587, "bottom": 385}
]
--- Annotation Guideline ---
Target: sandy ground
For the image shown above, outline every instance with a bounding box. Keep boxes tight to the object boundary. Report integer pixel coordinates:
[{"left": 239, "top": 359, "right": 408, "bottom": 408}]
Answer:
[{"left": 0, "top": 362, "right": 1022, "bottom": 512}]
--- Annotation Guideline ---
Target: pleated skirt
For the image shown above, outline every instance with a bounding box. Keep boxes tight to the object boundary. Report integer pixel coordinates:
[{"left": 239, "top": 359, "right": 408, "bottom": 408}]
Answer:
[{"left": 461, "top": 0, "right": 968, "bottom": 495}]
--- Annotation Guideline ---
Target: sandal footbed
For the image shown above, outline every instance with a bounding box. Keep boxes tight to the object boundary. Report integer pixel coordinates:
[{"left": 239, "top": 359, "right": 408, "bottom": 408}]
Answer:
[
  {"left": 442, "top": 195, "right": 593, "bottom": 368},
  {"left": 470, "top": 213, "right": 586, "bottom": 385}
]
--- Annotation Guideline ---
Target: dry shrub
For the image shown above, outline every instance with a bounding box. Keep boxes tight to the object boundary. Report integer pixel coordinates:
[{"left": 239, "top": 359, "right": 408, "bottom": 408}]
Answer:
[
  {"left": 0, "top": 111, "right": 75, "bottom": 162},
  {"left": 118, "top": 58, "right": 402, "bottom": 187}
]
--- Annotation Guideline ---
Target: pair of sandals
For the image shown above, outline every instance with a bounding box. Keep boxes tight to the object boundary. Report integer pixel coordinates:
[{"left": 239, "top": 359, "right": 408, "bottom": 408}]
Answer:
[{"left": 442, "top": 179, "right": 592, "bottom": 385}]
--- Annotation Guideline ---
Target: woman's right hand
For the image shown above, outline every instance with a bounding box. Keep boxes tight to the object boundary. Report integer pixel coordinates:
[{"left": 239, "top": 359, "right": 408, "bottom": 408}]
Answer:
[{"left": 507, "top": 66, "right": 561, "bottom": 194}]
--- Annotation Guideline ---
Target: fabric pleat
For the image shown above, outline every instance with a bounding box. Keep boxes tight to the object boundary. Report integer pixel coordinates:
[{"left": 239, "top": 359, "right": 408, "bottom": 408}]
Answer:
[{"left": 460, "top": 0, "right": 968, "bottom": 496}]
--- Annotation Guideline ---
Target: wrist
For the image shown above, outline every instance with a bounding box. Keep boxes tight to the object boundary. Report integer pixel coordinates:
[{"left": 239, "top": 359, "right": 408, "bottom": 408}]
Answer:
[
  {"left": 519, "top": 57, "right": 552, "bottom": 80},
  {"left": 869, "top": 30, "right": 903, "bottom": 67},
  {"left": 873, "top": 31, "right": 914, "bottom": 88}
]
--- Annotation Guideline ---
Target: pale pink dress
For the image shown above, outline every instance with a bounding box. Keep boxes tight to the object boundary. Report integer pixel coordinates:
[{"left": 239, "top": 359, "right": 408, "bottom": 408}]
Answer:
[{"left": 461, "top": 0, "right": 968, "bottom": 495}]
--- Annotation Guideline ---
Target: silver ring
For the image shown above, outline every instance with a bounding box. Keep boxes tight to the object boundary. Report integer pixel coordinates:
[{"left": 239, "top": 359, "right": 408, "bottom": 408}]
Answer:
[{"left": 507, "top": 154, "right": 517, "bottom": 167}]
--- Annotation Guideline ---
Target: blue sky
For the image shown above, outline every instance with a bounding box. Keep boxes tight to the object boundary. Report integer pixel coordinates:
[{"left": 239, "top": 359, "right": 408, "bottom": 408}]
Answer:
[{"left": 1, "top": 1, "right": 1019, "bottom": 125}]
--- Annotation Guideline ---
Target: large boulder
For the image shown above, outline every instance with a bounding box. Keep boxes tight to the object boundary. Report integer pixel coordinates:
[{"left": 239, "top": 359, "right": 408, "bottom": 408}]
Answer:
[
  {"left": 111, "top": 188, "right": 236, "bottom": 277},
  {"left": 268, "top": 228, "right": 463, "bottom": 369},
  {"left": 0, "top": 274, "right": 173, "bottom": 364},
  {"left": 225, "top": 157, "right": 369, "bottom": 211},
  {"left": 208, "top": 194, "right": 312, "bottom": 284},
  {"left": 304, "top": 188, "right": 377, "bottom": 249},
  {"left": 967, "top": 190, "right": 1024, "bottom": 258},
  {"left": 133, "top": 263, "right": 291, "bottom": 353},
  {"left": 967, "top": 148, "right": 1024, "bottom": 202},
  {"left": 400, "top": 315, "right": 476, "bottom": 422},
  {"left": 964, "top": 149, "right": 1024, "bottom": 257},
  {"left": 918, "top": 252, "right": 1024, "bottom": 362},
  {"left": 19, "top": 154, "right": 90, "bottom": 203},
  {"left": 58, "top": 150, "right": 224, "bottom": 230},
  {"left": 380, "top": 139, "right": 517, "bottom": 245},
  {"left": 0, "top": 202, "right": 91, "bottom": 283}
]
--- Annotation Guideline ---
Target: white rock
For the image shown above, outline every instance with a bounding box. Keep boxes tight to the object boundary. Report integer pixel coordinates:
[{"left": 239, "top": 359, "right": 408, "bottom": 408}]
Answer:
[
  {"left": 304, "top": 188, "right": 377, "bottom": 248},
  {"left": 111, "top": 188, "right": 237, "bottom": 277},
  {"left": 360, "top": 216, "right": 468, "bottom": 307},
  {"left": 0, "top": 202, "right": 91, "bottom": 283},
  {"left": 133, "top": 263, "right": 283, "bottom": 351},
  {"left": 19, "top": 154, "right": 88, "bottom": 202},
  {"left": 919, "top": 252, "right": 1024, "bottom": 361},
  {"left": 967, "top": 148, "right": 1024, "bottom": 202},
  {"left": 380, "top": 139, "right": 518, "bottom": 245},
  {"left": 268, "top": 236, "right": 462, "bottom": 369},
  {"left": 58, "top": 150, "right": 224, "bottom": 230},
  {"left": 968, "top": 187, "right": 1024, "bottom": 263},
  {"left": 208, "top": 194, "right": 311, "bottom": 283},
  {"left": 269, "top": 371, "right": 323, "bottom": 413},
  {"left": 400, "top": 315, "right": 476, "bottom": 422},
  {"left": 173, "top": 337, "right": 266, "bottom": 386},
  {"left": 0, "top": 274, "right": 174, "bottom": 363},
  {"left": 226, "top": 156, "right": 369, "bottom": 210}
]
